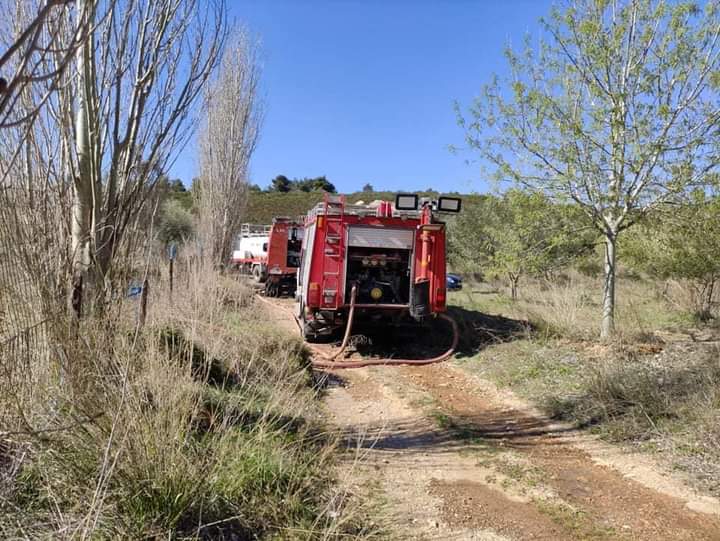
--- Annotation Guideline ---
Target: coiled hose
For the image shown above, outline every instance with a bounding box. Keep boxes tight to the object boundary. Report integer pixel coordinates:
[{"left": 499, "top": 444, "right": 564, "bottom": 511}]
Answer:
[{"left": 255, "top": 287, "right": 459, "bottom": 369}]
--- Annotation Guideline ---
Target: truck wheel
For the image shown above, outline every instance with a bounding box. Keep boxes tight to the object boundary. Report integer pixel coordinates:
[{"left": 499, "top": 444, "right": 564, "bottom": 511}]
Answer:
[
  {"left": 265, "top": 279, "right": 279, "bottom": 297},
  {"left": 299, "top": 302, "right": 320, "bottom": 343},
  {"left": 252, "top": 265, "right": 265, "bottom": 283},
  {"left": 302, "top": 320, "right": 321, "bottom": 343}
]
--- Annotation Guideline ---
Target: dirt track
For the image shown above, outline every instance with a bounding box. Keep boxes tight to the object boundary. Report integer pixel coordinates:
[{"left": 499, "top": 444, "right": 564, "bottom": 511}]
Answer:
[{"left": 260, "top": 298, "right": 720, "bottom": 540}]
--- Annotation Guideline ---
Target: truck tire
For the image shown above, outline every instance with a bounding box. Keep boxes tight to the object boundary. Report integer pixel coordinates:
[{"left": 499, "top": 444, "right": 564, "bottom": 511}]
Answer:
[
  {"left": 252, "top": 265, "right": 265, "bottom": 283},
  {"left": 265, "top": 278, "right": 279, "bottom": 297},
  {"left": 299, "top": 300, "right": 320, "bottom": 343},
  {"left": 302, "top": 320, "right": 321, "bottom": 343}
]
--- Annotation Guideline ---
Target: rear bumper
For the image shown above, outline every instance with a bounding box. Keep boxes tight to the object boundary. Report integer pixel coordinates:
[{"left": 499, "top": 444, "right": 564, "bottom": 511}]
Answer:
[{"left": 347, "top": 303, "right": 409, "bottom": 309}]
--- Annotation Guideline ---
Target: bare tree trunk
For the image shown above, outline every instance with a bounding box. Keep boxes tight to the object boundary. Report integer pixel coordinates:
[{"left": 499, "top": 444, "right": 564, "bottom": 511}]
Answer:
[
  {"left": 701, "top": 277, "right": 715, "bottom": 319},
  {"left": 70, "top": 0, "right": 95, "bottom": 319},
  {"left": 509, "top": 273, "right": 519, "bottom": 301},
  {"left": 601, "top": 231, "right": 617, "bottom": 339}
]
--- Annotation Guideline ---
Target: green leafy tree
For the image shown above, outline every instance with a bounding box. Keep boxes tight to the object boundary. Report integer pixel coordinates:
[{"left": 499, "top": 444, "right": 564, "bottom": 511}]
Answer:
[
  {"left": 158, "top": 199, "right": 194, "bottom": 246},
  {"left": 313, "top": 176, "right": 336, "bottom": 192},
  {"left": 271, "top": 175, "right": 336, "bottom": 193},
  {"left": 295, "top": 178, "right": 313, "bottom": 192},
  {"left": 459, "top": 0, "right": 720, "bottom": 337},
  {"left": 447, "top": 196, "right": 494, "bottom": 276},
  {"left": 296, "top": 176, "right": 336, "bottom": 193},
  {"left": 449, "top": 190, "right": 594, "bottom": 299},
  {"left": 624, "top": 195, "right": 720, "bottom": 318},
  {"left": 271, "top": 174, "right": 291, "bottom": 192},
  {"left": 362, "top": 183, "right": 374, "bottom": 192},
  {"left": 169, "top": 179, "right": 186, "bottom": 192}
]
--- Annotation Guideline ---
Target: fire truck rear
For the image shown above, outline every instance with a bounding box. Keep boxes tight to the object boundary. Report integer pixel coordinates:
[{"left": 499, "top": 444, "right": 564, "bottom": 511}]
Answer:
[
  {"left": 296, "top": 193, "right": 461, "bottom": 341},
  {"left": 232, "top": 218, "right": 303, "bottom": 296}
]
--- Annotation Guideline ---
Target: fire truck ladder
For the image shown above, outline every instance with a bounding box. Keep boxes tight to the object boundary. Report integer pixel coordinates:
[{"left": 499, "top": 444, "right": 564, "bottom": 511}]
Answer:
[{"left": 321, "top": 195, "right": 345, "bottom": 309}]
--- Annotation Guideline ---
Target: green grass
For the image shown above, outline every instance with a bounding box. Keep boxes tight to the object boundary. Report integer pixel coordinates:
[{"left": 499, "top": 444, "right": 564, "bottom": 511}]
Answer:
[
  {"left": 534, "top": 498, "right": 619, "bottom": 540},
  {"left": 3, "top": 337, "right": 335, "bottom": 539}
]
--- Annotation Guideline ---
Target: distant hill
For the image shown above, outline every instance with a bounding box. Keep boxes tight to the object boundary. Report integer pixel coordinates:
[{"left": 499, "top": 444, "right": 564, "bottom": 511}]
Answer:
[{"left": 244, "top": 190, "right": 482, "bottom": 224}]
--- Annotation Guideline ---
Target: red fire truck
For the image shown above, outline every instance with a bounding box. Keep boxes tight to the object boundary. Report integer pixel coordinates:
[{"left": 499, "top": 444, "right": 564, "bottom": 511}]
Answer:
[
  {"left": 296, "top": 193, "right": 461, "bottom": 341},
  {"left": 231, "top": 218, "right": 303, "bottom": 296}
]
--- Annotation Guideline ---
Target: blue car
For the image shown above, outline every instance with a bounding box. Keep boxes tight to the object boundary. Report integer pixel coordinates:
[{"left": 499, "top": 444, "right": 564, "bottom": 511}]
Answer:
[{"left": 447, "top": 273, "right": 463, "bottom": 291}]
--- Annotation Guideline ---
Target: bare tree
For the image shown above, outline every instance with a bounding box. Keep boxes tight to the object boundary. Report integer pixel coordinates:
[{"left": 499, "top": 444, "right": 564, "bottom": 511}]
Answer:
[
  {"left": 459, "top": 0, "right": 720, "bottom": 338},
  {"left": 0, "top": 0, "right": 98, "bottom": 198},
  {"left": 0, "top": 0, "right": 93, "bottom": 129},
  {"left": 196, "top": 28, "right": 262, "bottom": 268},
  {"left": 70, "top": 0, "right": 227, "bottom": 314},
  {"left": 0, "top": 0, "right": 227, "bottom": 446},
  {"left": 0, "top": 0, "right": 98, "bottom": 431},
  {"left": 0, "top": 0, "right": 99, "bottom": 324}
]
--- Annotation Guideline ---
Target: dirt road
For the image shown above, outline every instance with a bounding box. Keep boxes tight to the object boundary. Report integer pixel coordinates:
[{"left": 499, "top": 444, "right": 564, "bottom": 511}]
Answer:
[{"left": 259, "top": 298, "right": 720, "bottom": 540}]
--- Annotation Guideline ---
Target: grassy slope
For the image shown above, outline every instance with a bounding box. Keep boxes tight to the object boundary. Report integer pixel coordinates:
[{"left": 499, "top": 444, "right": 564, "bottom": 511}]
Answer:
[
  {"left": 449, "top": 278, "right": 720, "bottom": 497},
  {"left": 0, "top": 275, "right": 375, "bottom": 540},
  {"left": 244, "top": 190, "right": 482, "bottom": 224}
]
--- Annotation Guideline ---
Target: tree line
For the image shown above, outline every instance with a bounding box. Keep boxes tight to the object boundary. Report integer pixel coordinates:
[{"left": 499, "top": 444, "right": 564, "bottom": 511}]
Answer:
[
  {"left": 448, "top": 190, "right": 720, "bottom": 322},
  {"left": 266, "top": 174, "right": 337, "bottom": 193}
]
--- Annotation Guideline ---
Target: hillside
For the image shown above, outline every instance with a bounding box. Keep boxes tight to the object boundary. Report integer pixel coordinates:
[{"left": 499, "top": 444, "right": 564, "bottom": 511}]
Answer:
[{"left": 244, "top": 189, "right": 482, "bottom": 223}]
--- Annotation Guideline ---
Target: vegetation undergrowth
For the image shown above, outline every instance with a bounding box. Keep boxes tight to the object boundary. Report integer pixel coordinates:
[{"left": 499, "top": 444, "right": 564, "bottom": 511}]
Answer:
[
  {"left": 0, "top": 270, "right": 374, "bottom": 539},
  {"left": 450, "top": 278, "right": 720, "bottom": 496}
]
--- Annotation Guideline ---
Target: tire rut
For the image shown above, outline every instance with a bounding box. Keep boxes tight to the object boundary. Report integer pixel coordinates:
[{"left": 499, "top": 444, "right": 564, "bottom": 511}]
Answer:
[
  {"left": 259, "top": 297, "right": 720, "bottom": 539},
  {"left": 394, "top": 364, "right": 720, "bottom": 540}
]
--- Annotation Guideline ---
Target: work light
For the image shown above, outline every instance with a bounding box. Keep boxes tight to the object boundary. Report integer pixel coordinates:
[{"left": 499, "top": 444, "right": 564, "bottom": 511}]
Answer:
[{"left": 395, "top": 193, "right": 419, "bottom": 211}]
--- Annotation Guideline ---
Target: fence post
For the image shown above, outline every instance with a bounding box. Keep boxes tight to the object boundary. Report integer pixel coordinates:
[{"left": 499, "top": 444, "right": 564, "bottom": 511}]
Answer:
[
  {"left": 139, "top": 279, "right": 149, "bottom": 328},
  {"left": 167, "top": 243, "right": 177, "bottom": 301}
]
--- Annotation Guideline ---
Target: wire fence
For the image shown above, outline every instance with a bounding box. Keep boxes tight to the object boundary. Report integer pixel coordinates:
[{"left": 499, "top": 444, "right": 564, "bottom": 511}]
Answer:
[{"left": 0, "top": 185, "right": 61, "bottom": 431}]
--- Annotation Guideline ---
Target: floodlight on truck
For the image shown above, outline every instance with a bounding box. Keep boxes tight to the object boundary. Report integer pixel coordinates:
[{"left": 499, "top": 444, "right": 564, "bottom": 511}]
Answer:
[{"left": 395, "top": 193, "right": 419, "bottom": 211}]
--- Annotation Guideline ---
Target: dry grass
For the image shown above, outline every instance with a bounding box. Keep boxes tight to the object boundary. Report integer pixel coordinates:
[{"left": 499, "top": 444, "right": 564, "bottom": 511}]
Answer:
[
  {"left": 451, "top": 273, "right": 720, "bottom": 496},
  {"left": 455, "top": 271, "right": 694, "bottom": 341},
  {"left": 0, "top": 263, "right": 377, "bottom": 539},
  {"left": 545, "top": 345, "right": 720, "bottom": 495}
]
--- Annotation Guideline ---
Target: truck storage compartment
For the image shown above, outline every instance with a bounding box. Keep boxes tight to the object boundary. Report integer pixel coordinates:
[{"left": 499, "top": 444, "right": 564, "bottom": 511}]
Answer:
[
  {"left": 347, "top": 226, "right": 415, "bottom": 251},
  {"left": 344, "top": 247, "right": 412, "bottom": 305}
]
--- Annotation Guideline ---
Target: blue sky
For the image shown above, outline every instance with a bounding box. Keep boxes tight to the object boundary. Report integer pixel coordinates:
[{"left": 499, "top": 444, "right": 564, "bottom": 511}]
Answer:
[{"left": 170, "top": 0, "right": 554, "bottom": 194}]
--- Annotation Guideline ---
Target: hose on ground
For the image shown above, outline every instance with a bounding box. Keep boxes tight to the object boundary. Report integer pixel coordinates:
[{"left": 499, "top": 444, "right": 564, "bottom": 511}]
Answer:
[
  {"left": 309, "top": 312, "right": 459, "bottom": 369},
  {"left": 324, "top": 285, "right": 357, "bottom": 361},
  {"left": 254, "top": 288, "right": 459, "bottom": 369}
]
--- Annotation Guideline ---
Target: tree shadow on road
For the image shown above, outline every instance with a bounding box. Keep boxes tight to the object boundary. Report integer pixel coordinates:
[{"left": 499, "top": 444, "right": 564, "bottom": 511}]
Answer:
[
  {"left": 334, "top": 408, "right": 575, "bottom": 454},
  {"left": 339, "top": 304, "right": 531, "bottom": 361},
  {"left": 316, "top": 304, "right": 539, "bottom": 453},
  {"left": 447, "top": 304, "right": 531, "bottom": 357}
]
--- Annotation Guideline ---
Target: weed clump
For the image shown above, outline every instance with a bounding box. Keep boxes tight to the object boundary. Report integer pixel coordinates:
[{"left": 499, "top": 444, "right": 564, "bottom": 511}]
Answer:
[{"left": 544, "top": 346, "right": 720, "bottom": 494}]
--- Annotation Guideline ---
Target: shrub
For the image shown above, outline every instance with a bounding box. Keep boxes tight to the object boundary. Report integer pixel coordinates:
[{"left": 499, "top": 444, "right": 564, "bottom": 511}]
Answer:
[{"left": 547, "top": 348, "right": 720, "bottom": 443}]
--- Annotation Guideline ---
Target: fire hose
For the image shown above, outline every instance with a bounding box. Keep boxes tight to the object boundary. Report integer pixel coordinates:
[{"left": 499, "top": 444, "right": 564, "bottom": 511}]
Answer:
[{"left": 255, "top": 285, "right": 460, "bottom": 369}]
